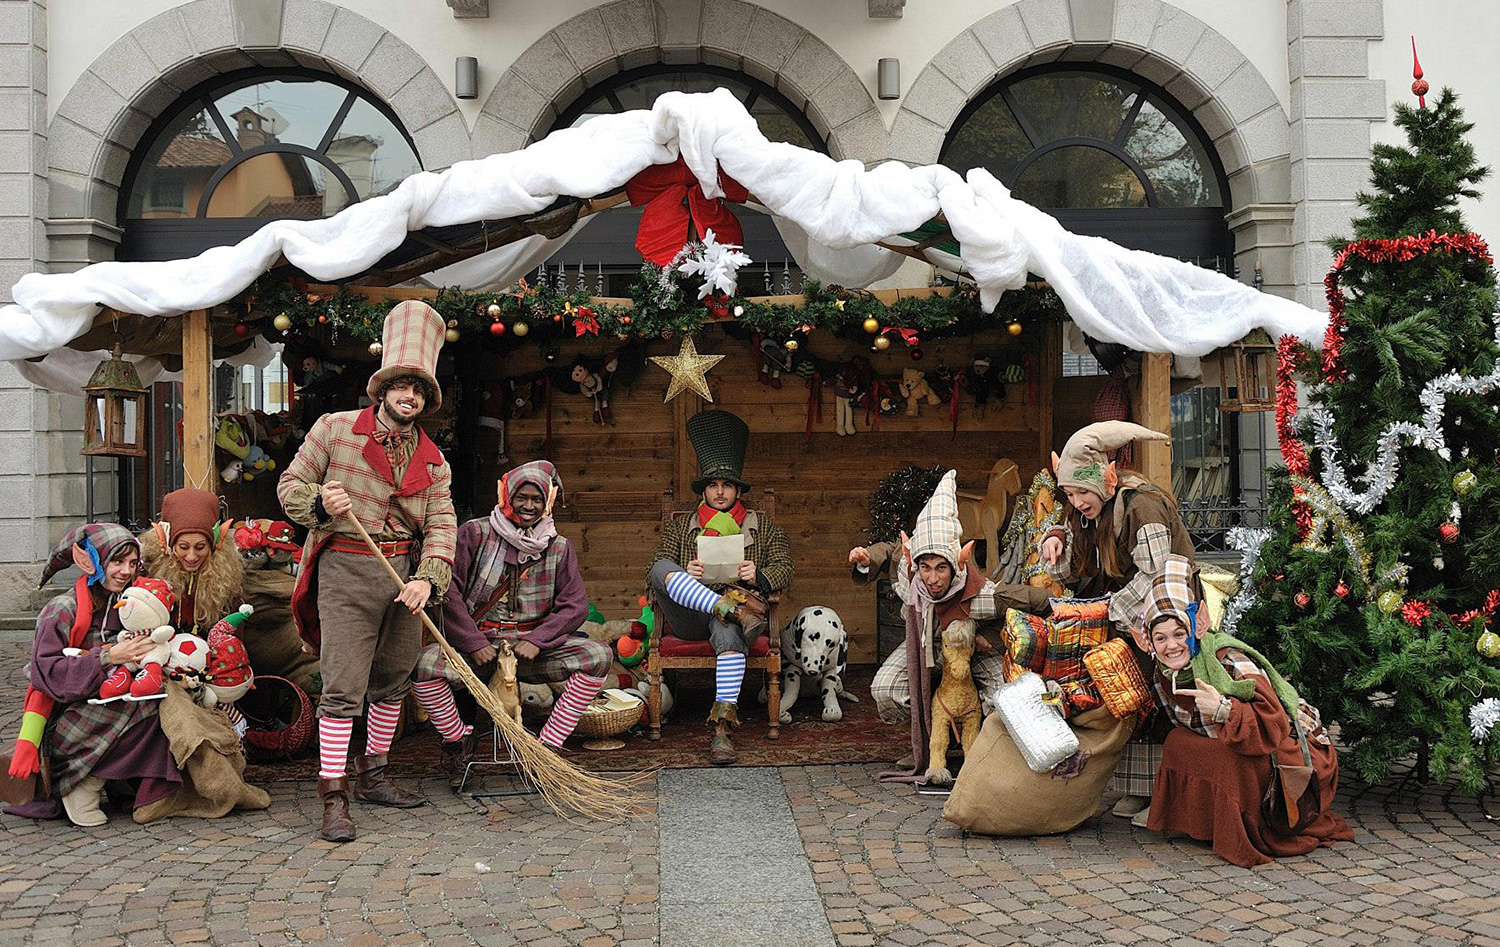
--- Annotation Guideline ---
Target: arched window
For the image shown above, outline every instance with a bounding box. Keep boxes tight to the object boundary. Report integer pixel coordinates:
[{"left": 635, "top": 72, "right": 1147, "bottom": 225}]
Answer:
[
  {"left": 547, "top": 65, "right": 825, "bottom": 273},
  {"left": 941, "top": 65, "right": 1228, "bottom": 261},
  {"left": 120, "top": 69, "right": 421, "bottom": 261}
]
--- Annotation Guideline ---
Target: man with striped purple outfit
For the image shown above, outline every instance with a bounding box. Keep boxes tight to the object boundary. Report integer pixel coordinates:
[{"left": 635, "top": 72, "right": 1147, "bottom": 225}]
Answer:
[
  {"left": 410, "top": 460, "right": 611, "bottom": 788},
  {"left": 280, "top": 300, "right": 457, "bottom": 843}
]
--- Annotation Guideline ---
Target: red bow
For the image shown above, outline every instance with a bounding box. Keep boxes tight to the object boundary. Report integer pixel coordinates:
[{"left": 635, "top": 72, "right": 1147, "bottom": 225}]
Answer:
[
  {"left": 625, "top": 157, "right": 749, "bottom": 265},
  {"left": 883, "top": 327, "right": 920, "bottom": 348}
]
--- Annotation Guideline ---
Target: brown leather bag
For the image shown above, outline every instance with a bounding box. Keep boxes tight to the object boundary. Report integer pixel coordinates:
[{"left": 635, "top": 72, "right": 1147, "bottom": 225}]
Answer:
[
  {"left": 1261, "top": 717, "right": 1319, "bottom": 837},
  {"left": 0, "top": 752, "right": 50, "bottom": 806}
]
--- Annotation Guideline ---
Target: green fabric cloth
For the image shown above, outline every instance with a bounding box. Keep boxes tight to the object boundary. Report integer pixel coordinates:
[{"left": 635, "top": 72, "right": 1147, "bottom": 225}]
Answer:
[{"left": 702, "top": 511, "right": 742, "bottom": 536}]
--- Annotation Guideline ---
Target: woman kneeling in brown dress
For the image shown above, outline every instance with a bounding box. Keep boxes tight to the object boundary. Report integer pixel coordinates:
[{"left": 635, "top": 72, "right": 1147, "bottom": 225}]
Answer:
[{"left": 1141, "top": 554, "right": 1355, "bottom": 867}]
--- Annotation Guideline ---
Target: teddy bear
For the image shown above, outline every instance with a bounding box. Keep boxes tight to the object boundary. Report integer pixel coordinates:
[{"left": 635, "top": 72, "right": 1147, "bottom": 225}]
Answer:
[
  {"left": 898, "top": 368, "right": 941, "bottom": 416},
  {"left": 94, "top": 578, "right": 178, "bottom": 703}
]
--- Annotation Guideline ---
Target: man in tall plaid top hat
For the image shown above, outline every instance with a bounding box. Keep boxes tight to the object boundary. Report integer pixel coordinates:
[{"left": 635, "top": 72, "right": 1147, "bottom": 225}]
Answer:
[
  {"left": 278, "top": 300, "right": 457, "bottom": 842},
  {"left": 646, "top": 410, "right": 792, "bottom": 765}
]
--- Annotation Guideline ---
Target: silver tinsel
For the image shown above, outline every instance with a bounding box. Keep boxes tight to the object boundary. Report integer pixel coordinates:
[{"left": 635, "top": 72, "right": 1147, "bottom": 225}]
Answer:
[
  {"left": 1470, "top": 697, "right": 1500, "bottom": 741},
  {"left": 1306, "top": 305, "right": 1500, "bottom": 515},
  {"left": 1218, "top": 526, "right": 1272, "bottom": 637}
]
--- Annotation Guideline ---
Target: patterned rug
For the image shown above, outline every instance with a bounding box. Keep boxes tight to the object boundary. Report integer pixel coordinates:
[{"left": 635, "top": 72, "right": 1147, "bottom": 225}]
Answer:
[{"left": 244, "top": 665, "right": 908, "bottom": 780}]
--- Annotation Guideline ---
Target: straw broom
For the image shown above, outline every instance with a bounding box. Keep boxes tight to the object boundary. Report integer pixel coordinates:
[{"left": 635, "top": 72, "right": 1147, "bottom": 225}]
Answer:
[{"left": 343, "top": 512, "right": 650, "bottom": 821}]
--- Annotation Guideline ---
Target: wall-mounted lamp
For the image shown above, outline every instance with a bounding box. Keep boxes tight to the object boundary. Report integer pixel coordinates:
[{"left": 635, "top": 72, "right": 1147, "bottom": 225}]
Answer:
[
  {"left": 456, "top": 57, "right": 479, "bottom": 100},
  {"left": 877, "top": 58, "right": 900, "bottom": 100}
]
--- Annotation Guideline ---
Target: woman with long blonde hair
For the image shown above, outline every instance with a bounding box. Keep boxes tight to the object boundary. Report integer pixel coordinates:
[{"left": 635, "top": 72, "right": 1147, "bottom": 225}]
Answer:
[{"left": 140, "top": 488, "right": 244, "bottom": 635}]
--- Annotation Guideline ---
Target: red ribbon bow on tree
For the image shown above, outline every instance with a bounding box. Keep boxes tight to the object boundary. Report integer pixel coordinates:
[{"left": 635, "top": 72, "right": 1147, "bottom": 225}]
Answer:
[{"left": 625, "top": 157, "right": 749, "bottom": 265}]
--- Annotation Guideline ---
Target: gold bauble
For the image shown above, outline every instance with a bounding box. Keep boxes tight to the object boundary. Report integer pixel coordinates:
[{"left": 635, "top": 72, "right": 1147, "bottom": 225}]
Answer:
[
  {"left": 272, "top": 313, "right": 292, "bottom": 332},
  {"left": 1007, "top": 321, "right": 1023, "bottom": 336},
  {"left": 873, "top": 335, "right": 891, "bottom": 351},
  {"left": 1480, "top": 631, "right": 1500, "bottom": 659},
  {"left": 784, "top": 339, "right": 799, "bottom": 352},
  {"left": 1377, "top": 590, "right": 1402, "bottom": 614},
  {"left": 486, "top": 302, "right": 503, "bottom": 319},
  {"left": 512, "top": 320, "right": 530, "bottom": 338},
  {"left": 444, "top": 328, "right": 460, "bottom": 343},
  {"left": 863, "top": 317, "right": 880, "bottom": 334},
  {"left": 368, "top": 341, "right": 383, "bottom": 356}
]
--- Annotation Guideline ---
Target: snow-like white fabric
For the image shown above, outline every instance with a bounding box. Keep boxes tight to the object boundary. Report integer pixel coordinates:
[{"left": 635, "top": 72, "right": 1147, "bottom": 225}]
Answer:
[
  {"left": 15, "top": 337, "right": 277, "bottom": 395},
  {"left": 412, "top": 218, "right": 597, "bottom": 292},
  {"left": 0, "top": 88, "right": 1325, "bottom": 391},
  {"left": 771, "top": 216, "right": 905, "bottom": 288}
]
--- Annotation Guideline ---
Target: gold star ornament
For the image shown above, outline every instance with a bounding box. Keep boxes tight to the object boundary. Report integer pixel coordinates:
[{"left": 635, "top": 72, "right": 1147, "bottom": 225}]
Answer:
[{"left": 649, "top": 335, "right": 725, "bottom": 403}]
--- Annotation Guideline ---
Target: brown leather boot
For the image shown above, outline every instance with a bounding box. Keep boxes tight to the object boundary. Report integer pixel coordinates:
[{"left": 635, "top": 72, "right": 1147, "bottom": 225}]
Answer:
[
  {"left": 318, "top": 776, "right": 356, "bottom": 842},
  {"left": 713, "top": 587, "right": 769, "bottom": 636},
  {"left": 707, "top": 700, "right": 740, "bottom": 766},
  {"left": 353, "top": 753, "right": 425, "bottom": 808},
  {"left": 440, "top": 733, "right": 476, "bottom": 791}
]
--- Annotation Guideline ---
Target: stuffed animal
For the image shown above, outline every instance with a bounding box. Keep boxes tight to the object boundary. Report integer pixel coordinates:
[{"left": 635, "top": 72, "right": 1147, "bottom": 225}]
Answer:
[
  {"left": 200, "top": 631, "right": 254, "bottom": 710},
  {"left": 969, "top": 357, "right": 997, "bottom": 415},
  {"left": 95, "top": 578, "right": 178, "bottom": 703},
  {"left": 570, "top": 357, "right": 614, "bottom": 424},
  {"left": 508, "top": 378, "right": 535, "bottom": 420},
  {"left": 760, "top": 606, "right": 859, "bottom": 723},
  {"left": 488, "top": 641, "right": 523, "bottom": 727},
  {"left": 622, "top": 671, "right": 673, "bottom": 722},
  {"left": 519, "top": 683, "right": 554, "bottom": 717},
  {"left": 832, "top": 368, "right": 860, "bottom": 437},
  {"left": 300, "top": 356, "right": 343, "bottom": 387},
  {"left": 926, "top": 619, "right": 983, "bottom": 787},
  {"left": 898, "top": 368, "right": 941, "bottom": 416}
]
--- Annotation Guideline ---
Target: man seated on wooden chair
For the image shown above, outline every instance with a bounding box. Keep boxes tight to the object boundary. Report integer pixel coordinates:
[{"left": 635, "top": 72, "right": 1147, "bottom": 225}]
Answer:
[
  {"left": 646, "top": 410, "right": 793, "bottom": 765},
  {"left": 410, "top": 461, "right": 612, "bottom": 788}
]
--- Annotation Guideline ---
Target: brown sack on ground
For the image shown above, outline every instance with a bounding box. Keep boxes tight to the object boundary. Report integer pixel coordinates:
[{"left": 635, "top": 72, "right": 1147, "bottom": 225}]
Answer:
[
  {"left": 242, "top": 570, "right": 322, "bottom": 695},
  {"left": 132, "top": 684, "right": 272, "bottom": 823},
  {"left": 943, "top": 707, "right": 1133, "bottom": 836}
]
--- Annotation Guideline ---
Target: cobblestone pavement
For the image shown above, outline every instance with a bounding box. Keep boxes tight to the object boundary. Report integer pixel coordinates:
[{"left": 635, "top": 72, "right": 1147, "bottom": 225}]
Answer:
[{"left": 8, "top": 634, "right": 1500, "bottom": 946}]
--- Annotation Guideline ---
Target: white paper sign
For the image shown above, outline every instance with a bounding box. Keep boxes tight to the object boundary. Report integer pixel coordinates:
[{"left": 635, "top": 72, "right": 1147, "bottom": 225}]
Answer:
[{"left": 696, "top": 533, "right": 746, "bottom": 587}]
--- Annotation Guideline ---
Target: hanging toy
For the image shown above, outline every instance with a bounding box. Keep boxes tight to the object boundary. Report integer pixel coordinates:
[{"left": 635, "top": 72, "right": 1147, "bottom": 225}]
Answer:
[
  {"left": 897, "top": 368, "right": 940, "bottom": 416},
  {"left": 832, "top": 364, "right": 861, "bottom": 437},
  {"left": 571, "top": 357, "right": 613, "bottom": 425}
]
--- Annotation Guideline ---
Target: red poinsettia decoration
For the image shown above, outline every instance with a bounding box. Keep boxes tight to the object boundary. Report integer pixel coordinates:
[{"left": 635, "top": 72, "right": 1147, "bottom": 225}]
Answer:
[
  {"left": 625, "top": 157, "right": 749, "bottom": 265},
  {"left": 570, "top": 304, "right": 599, "bottom": 337},
  {"left": 1401, "top": 599, "right": 1432, "bottom": 627}
]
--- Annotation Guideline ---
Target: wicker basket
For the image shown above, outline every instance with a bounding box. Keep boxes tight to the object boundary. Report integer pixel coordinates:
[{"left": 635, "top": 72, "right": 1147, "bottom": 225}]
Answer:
[
  {"left": 240, "top": 675, "right": 316, "bottom": 760},
  {"left": 573, "top": 691, "right": 645, "bottom": 739}
]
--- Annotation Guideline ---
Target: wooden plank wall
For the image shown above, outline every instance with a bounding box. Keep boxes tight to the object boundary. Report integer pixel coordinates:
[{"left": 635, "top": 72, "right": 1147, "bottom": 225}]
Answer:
[{"left": 474, "top": 324, "right": 1075, "bottom": 667}]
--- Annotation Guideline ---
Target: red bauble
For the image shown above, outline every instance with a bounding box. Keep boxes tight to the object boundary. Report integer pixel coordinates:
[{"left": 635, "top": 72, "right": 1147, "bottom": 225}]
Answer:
[
  {"left": 909, "top": 347, "right": 924, "bottom": 361},
  {"left": 1334, "top": 581, "right": 1349, "bottom": 599},
  {"left": 317, "top": 314, "right": 328, "bottom": 324},
  {"left": 1440, "top": 521, "right": 1460, "bottom": 544},
  {"left": 1271, "top": 572, "right": 1285, "bottom": 581},
  {"left": 620, "top": 315, "right": 632, "bottom": 326},
  {"left": 489, "top": 321, "right": 507, "bottom": 336},
  {"left": 234, "top": 323, "right": 251, "bottom": 337},
  {"left": 552, "top": 313, "right": 564, "bottom": 323},
  {"left": 1412, "top": 78, "right": 1430, "bottom": 97},
  {"left": 1295, "top": 591, "right": 1311, "bottom": 609}
]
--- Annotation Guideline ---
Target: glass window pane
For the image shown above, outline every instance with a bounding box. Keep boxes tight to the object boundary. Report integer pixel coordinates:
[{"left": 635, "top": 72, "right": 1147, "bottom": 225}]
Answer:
[
  {"left": 211, "top": 80, "right": 347, "bottom": 151},
  {"left": 329, "top": 97, "right": 423, "bottom": 200},
  {"left": 941, "top": 96, "right": 1029, "bottom": 181},
  {"left": 1122, "top": 95, "right": 1221, "bottom": 207},
  {"left": 1013, "top": 147, "right": 1148, "bottom": 208},
  {"left": 126, "top": 105, "right": 230, "bottom": 219},
  {"left": 564, "top": 72, "right": 815, "bottom": 148},
  {"left": 1008, "top": 74, "right": 1138, "bottom": 143},
  {"left": 205, "top": 152, "right": 345, "bottom": 218}
]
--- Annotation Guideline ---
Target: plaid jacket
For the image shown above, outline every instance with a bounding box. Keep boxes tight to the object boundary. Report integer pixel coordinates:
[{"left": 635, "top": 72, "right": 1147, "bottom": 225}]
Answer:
[
  {"left": 279, "top": 407, "right": 457, "bottom": 648},
  {"left": 440, "top": 519, "right": 588, "bottom": 653},
  {"left": 648, "top": 508, "right": 793, "bottom": 594}
]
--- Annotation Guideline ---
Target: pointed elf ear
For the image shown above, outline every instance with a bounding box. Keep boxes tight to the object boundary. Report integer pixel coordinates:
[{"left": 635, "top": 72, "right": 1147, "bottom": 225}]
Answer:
[
  {"left": 1103, "top": 462, "right": 1120, "bottom": 497},
  {"left": 957, "top": 541, "right": 975, "bottom": 570},
  {"left": 1051, "top": 451, "right": 1062, "bottom": 474},
  {"left": 898, "top": 530, "right": 911, "bottom": 567},
  {"left": 543, "top": 482, "right": 559, "bottom": 518},
  {"left": 71, "top": 543, "right": 95, "bottom": 577},
  {"left": 153, "top": 522, "right": 170, "bottom": 552},
  {"left": 497, "top": 475, "right": 510, "bottom": 511}
]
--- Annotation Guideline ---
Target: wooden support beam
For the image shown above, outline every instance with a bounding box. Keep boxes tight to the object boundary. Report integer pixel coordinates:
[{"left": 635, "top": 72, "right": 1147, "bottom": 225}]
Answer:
[
  {"left": 671, "top": 391, "right": 704, "bottom": 502},
  {"left": 1136, "top": 351, "right": 1173, "bottom": 495},
  {"left": 1039, "top": 318, "right": 1061, "bottom": 465},
  {"left": 181, "top": 309, "right": 216, "bottom": 494}
]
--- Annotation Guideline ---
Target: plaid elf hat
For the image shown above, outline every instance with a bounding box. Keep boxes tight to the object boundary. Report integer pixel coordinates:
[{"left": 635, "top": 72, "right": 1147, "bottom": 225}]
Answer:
[
  {"left": 687, "top": 410, "right": 751, "bottom": 495},
  {"left": 909, "top": 470, "right": 963, "bottom": 567},
  {"left": 1052, "top": 421, "right": 1168, "bottom": 499},
  {"left": 366, "top": 300, "right": 446, "bottom": 415}
]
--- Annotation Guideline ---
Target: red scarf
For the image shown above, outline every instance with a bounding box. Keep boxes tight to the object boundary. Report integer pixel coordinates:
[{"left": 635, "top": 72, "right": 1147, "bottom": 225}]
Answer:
[{"left": 697, "top": 501, "right": 747, "bottom": 536}]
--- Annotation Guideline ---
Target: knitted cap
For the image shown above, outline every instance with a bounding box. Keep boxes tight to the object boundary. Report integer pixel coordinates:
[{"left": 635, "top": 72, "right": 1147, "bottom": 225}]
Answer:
[
  {"left": 39, "top": 523, "right": 139, "bottom": 588},
  {"left": 909, "top": 470, "right": 963, "bottom": 567},
  {"left": 1052, "top": 421, "right": 1169, "bottom": 499},
  {"left": 160, "top": 488, "right": 221, "bottom": 546},
  {"left": 367, "top": 300, "right": 445, "bottom": 414},
  {"left": 121, "top": 577, "right": 176, "bottom": 629},
  {"left": 686, "top": 409, "right": 751, "bottom": 494}
]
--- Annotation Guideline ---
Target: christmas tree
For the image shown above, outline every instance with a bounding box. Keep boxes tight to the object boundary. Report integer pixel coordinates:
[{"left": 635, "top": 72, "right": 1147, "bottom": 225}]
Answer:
[{"left": 1233, "top": 87, "right": 1500, "bottom": 792}]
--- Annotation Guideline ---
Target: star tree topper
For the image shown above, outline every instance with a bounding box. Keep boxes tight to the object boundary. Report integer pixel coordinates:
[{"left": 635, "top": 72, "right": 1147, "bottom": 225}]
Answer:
[{"left": 649, "top": 335, "right": 725, "bottom": 403}]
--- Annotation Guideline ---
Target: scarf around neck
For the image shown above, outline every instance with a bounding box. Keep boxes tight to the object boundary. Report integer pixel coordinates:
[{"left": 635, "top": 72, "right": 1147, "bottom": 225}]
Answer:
[{"left": 697, "top": 501, "right": 746, "bottom": 536}]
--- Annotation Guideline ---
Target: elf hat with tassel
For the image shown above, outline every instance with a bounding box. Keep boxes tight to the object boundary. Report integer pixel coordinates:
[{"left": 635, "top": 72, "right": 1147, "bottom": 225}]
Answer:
[{"left": 1052, "top": 421, "right": 1169, "bottom": 500}]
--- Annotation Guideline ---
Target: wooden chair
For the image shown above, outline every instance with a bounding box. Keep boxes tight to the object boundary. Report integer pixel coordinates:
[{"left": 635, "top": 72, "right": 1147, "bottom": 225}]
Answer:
[{"left": 646, "top": 488, "right": 782, "bottom": 742}]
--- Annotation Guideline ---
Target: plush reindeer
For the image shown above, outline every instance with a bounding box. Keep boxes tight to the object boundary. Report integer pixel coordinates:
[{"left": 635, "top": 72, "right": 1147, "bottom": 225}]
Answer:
[{"left": 925, "top": 618, "right": 982, "bottom": 787}]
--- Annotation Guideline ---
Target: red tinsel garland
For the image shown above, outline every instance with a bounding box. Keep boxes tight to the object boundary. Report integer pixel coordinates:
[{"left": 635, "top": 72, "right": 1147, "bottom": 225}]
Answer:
[
  {"left": 1455, "top": 589, "right": 1500, "bottom": 627},
  {"left": 1321, "top": 230, "right": 1493, "bottom": 384},
  {"left": 1274, "top": 335, "right": 1309, "bottom": 476}
]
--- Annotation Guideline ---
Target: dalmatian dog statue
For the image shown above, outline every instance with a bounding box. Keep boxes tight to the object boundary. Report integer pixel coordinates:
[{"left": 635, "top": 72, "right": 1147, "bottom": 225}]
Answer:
[{"left": 760, "top": 606, "right": 859, "bottom": 723}]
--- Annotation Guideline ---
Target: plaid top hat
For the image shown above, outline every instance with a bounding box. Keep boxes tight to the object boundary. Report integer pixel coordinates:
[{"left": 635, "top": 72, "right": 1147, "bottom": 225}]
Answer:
[
  {"left": 687, "top": 410, "right": 751, "bottom": 495},
  {"left": 366, "top": 300, "right": 446, "bottom": 415}
]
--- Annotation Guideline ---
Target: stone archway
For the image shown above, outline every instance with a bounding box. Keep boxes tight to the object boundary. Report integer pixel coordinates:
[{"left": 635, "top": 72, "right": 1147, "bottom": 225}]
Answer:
[
  {"left": 474, "top": 0, "right": 885, "bottom": 162},
  {"left": 46, "top": 0, "right": 469, "bottom": 265},
  {"left": 897, "top": 0, "right": 1295, "bottom": 297}
]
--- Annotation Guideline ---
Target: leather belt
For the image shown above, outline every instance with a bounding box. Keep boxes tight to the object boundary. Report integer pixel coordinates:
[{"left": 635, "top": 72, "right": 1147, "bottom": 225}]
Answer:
[
  {"left": 478, "top": 619, "right": 542, "bottom": 633},
  {"left": 327, "top": 537, "right": 414, "bottom": 558}
]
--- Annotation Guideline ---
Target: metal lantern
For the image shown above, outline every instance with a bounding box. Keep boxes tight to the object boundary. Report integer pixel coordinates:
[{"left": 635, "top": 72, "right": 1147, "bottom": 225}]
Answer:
[
  {"left": 82, "top": 343, "right": 148, "bottom": 458},
  {"left": 1216, "top": 333, "right": 1275, "bottom": 413}
]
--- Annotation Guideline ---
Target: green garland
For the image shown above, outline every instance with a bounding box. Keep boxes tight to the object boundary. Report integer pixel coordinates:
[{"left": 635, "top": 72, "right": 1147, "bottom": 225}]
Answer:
[{"left": 244, "top": 264, "right": 1062, "bottom": 348}]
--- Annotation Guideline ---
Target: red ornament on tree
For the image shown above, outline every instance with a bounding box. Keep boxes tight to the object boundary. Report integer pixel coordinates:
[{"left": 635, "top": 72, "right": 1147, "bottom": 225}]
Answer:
[
  {"left": 1401, "top": 599, "right": 1432, "bottom": 628},
  {"left": 234, "top": 323, "right": 251, "bottom": 338},
  {"left": 1334, "top": 581, "right": 1350, "bottom": 599},
  {"left": 1411, "top": 36, "right": 1428, "bottom": 107},
  {"left": 1440, "top": 521, "right": 1460, "bottom": 544},
  {"left": 489, "top": 321, "right": 507, "bottom": 336},
  {"left": 1295, "top": 591, "right": 1311, "bottom": 609}
]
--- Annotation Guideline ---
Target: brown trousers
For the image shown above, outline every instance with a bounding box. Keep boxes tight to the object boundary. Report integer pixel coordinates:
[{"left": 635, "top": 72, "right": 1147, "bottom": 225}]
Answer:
[{"left": 315, "top": 550, "right": 421, "bottom": 719}]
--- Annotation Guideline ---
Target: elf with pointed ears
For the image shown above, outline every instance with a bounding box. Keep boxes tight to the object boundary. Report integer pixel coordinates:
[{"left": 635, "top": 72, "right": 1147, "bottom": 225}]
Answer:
[
  {"left": 1040, "top": 420, "right": 1200, "bottom": 825},
  {"left": 646, "top": 410, "right": 792, "bottom": 765},
  {"left": 279, "top": 301, "right": 457, "bottom": 842}
]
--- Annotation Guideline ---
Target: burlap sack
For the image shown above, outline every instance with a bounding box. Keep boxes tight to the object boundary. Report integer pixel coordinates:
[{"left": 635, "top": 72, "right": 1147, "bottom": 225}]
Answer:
[
  {"left": 241, "top": 570, "right": 321, "bottom": 695},
  {"left": 943, "top": 706, "right": 1134, "bottom": 836}
]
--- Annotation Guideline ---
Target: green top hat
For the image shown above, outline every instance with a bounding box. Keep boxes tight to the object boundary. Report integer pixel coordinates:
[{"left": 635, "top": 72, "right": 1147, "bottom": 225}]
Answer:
[{"left": 687, "top": 409, "right": 752, "bottom": 495}]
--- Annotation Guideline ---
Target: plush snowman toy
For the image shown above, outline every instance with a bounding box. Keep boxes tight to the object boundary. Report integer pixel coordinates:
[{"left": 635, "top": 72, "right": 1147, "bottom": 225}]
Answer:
[{"left": 93, "top": 577, "right": 177, "bottom": 703}]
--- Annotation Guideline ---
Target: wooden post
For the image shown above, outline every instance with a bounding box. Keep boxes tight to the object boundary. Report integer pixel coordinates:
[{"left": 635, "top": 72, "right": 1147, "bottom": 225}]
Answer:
[
  {"left": 181, "top": 309, "right": 216, "bottom": 493},
  {"left": 1039, "top": 320, "right": 1061, "bottom": 465},
  {"left": 671, "top": 392, "right": 704, "bottom": 502},
  {"left": 1137, "top": 351, "right": 1173, "bottom": 494}
]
